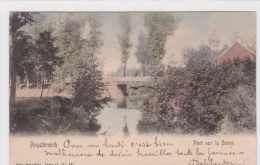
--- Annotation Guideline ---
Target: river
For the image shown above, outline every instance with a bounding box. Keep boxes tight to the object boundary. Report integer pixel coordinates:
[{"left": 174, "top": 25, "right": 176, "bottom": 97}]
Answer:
[{"left": 97, "top": 108, "right": 142, "bottom": 136}]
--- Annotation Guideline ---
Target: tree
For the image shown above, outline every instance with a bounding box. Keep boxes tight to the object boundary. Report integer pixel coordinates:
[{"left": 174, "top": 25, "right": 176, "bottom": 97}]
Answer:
[
  {"left": 117, "top": 13, "right": 132, "bottom": 77},
  {"left": 86, "top": 13, "right": 104, "bottom": 66},
  {"left": 70, "top": 64, "right": 111, "bottom": 118},
  {"left": 168, "top": 53, "right": 180, "bottom": 67},
  {"left": 141, "top": 58, "right": 256, "bottom": 135},
  {"left": 230, "top": 32, "right": 244, "bottom": 45},
  {"left": 35, "top": 31, "right": 60, "bottom": 98},
  {"left": 246, "top": 35, "right": 256, "bottom": 53},
  {"left": 9, "top": 12, "right": 38, "bottom": 103},
  {"left": 183, "top": 43, "right": 229, "bottom": 70},
  {"left": 55, "top": 15, "right": 111, "bottom": 119},
  {"left": 135, "top": 31, "right": 149, "bottom": 76},
  {"left": 54, "top": 14, "right": 104, "bottom": 81},
  {"left": 144, "top": 12, "right": 179, "bottom": 77},
  {"left": 183, "top": 45, "right": 214, "bottom": 70},
  {"left": 111, "top": 66, "right": 140, "bottom": 77},
  {"left": 55, "top": 19, "right": 86, "bottom": 82},
  {"left": 70, "top": 14, "right": 112, "bottom": 125},
  {"left": 208, "top": 30, "right": 220, "bottom": 59},
  {"left": 218, "top": 44, "right": 229, "bottom": 56},
  {"left": 12, "top": 32, "right": 36, "bottom": 85}
]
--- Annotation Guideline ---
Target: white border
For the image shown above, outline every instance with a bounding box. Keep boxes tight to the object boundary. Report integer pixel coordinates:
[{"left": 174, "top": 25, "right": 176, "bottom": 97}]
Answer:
[{"left": 1, "top": 1, "right": 259, "bottom": 165}]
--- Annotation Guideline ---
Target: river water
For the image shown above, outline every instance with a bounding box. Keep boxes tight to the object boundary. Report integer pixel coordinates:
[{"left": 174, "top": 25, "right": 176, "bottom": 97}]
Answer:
[{"left": 97, "top": 108, "right": 142, "bottom": 136}]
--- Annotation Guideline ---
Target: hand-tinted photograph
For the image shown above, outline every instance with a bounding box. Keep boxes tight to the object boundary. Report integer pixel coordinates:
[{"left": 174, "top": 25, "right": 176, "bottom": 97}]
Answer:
[{"left": 9, "top": 12, "right": 256, "bottom": 137}]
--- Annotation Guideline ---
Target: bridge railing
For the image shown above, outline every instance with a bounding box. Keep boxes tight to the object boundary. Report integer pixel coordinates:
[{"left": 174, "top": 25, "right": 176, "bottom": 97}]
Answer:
[
  {"left": 16, "top": 77, "right": 152, "bottom": 88},
  {"left": 102, "top": 77, "right": 151, "bottom": 85}
]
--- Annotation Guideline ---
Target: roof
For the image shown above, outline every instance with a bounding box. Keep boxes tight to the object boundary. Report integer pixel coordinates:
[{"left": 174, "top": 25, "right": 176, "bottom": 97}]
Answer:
[{"left": 217, "top": 42, "right": 255, "bottom": 65}]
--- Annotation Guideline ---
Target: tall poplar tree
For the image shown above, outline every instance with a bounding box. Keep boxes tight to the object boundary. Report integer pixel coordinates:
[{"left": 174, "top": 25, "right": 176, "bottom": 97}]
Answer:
[
  {"left": 144, "top": 13, "right": 179, "bottom": 77},
  {"left": 135, "top": 31, "right": 150, "bottom": 76},
  {"left": 117, "top": 13, "right": 132, "bottom": 77}
]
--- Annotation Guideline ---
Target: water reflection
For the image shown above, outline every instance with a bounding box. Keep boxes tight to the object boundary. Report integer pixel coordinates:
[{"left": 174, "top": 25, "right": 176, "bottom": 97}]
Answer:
[
  {"left": 123, "top": 116, "right": 130, "bottom": 136},
  {"left": 97, "top": 108, "right": 141, "bottom": 136}
]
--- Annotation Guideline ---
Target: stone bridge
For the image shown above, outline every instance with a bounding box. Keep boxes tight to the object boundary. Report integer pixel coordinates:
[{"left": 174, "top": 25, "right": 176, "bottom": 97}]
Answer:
[
  {"left": 101, "top": 77, "right": 151, "bottom": 99},
  {"left": 15, "top": 77, "right": 151, "bottom": 99},
  {"left": 101, "top": 77, "right": 151, "bottom": 85}
]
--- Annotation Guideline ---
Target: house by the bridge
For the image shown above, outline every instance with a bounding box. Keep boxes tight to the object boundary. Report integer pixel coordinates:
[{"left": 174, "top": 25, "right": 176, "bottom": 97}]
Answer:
[{"left": 217, "top": 42, "right": 255, "bottom": 65}]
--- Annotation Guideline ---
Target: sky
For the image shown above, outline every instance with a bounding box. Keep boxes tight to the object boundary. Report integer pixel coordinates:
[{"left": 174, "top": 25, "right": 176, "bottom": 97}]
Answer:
[{"left": 33, "top": 12, "right": 256, "bottom": 76}]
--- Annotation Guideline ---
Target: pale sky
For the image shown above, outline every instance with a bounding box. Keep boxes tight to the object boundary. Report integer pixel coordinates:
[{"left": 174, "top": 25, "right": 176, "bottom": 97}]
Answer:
[{"left": 33, "top": 12, "right": 256, "bottom": 75}]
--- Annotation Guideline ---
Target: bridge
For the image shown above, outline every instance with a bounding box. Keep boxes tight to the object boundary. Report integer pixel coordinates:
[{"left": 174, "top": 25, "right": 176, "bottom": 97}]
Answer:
[
  {"left": 101, "top": 77, "right": 151, "bottom": 85},
  {"left": 15, "top": 77, "right": 151, "bottom": 100},
  {"left": 101, "top": 77, "right": 151, "bottom": 99}
]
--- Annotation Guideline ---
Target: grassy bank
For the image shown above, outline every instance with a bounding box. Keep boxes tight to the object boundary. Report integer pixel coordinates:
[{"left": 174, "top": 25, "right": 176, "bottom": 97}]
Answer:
[{"left": 10, "top": 97, "right": 101, "bottom": 135}]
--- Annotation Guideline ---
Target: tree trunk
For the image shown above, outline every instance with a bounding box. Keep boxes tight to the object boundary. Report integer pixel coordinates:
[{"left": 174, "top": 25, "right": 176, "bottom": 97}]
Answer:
[
  {"left": 40, "top": 73, "right": 44, "bottom": 98},
  {"left": 26, "top": 74, "right": 29, "bottom": 89},
  {"left": 10, "top": 30, "right": 17, "bottom": 104},
  {"left": 123, "top": 63, "right": 126, "bottom": 77},
  {"left": 46, "top": 86, "right": 50, "bottom": 97},
  {"left": 10, "top": 66, "right": 16, "bottom": 104},
  {"left": 36, "top": 72, "right": 39, "bottom": 87},
  {"left": 142, "top": 64, "right": 145, "bottom": 76}
]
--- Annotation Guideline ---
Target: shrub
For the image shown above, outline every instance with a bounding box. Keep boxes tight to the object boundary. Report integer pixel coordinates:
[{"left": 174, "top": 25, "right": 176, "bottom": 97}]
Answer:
[
  {"left": 140, "top": 59, "right": 256, "bottom": 135},
  {"left": 10, "top": 96, "right": 100, "bottom": 135},
  {"left": 219, "top": 85, "right": 256, "bottom": 134}
]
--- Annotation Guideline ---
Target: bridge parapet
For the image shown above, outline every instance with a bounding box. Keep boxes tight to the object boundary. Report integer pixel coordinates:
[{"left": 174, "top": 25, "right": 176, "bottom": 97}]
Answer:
[
  {"left": 113, "top": 77, "right": 150, "bottom": 84},
  {"left": 102, "top": 77, "right": 151, "bottom": 85},
  {"left": 101, "top": 77, "right": 115, "bottom": 85}
]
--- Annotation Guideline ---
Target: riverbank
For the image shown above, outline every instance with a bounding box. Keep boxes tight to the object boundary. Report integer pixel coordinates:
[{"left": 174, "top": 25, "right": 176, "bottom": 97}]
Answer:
[{"left": 15, "top": 88, "right": 72, "bottom": 99}]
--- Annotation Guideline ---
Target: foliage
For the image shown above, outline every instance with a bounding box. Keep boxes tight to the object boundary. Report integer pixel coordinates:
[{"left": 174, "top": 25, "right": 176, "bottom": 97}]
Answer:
[
  {"left": 144, "top": 12, "right": 180, "bottom": 76},
  {"left": 141, "top": 59, "right": 256, "bottom": 135},
  {"left": 208, "top": 30, "right": 220, "bottom": 56},
  {"left": 11, "top": 30, "right": 62, "bottom": 85},
  {"left": 117, "top": 13, "right": 132, "bottom": 77},
  {"left": 11, "top": 32, "right": 36, "bottom": 81},
  {"left": 52, "top": 83, "right": 73, "bottom": 94},
  {"left": 87, "top": 13, "right": 104, "bottom": 63},
  {"left": 35, "top": 31, "right": 60, "bottom": 71},
  {"left": 53, "top": 15, "right": 111, "bottom": 116},
  {"left": 35, "top": 31, "right": 61, "bottom": 97},
  {"left": 10, "top": 12, "right": 38, "bottom": 34},
  {"left": 9, "top": 12, "right": 38, "bottom": 103},
  {"left": 135, "top": 31, "right": 150, "bottom": 76},
  {"left": 73, "top": 15, "right": 111, "bottom": 113},
  {"left": 246, "top": 35, "right": 256, "bottom": 53},
  {"left": 183, "top": 45, "right": 214, "bottom": 70},
  {"left": 10, "top": 97, "right": 100, "bottom": 135},
  {"left": 55, "top": 19, "right": 86, "bottom": 82},
  {"left": 111, "top": 66, "right": 141, "bottom": 77},
  {"left": 183, "top": 44, "right": 229, "bottom": 70},
  {"left": 219, "top": 85, "right": 256, "bottom": 134},
  {"left": 10, "top": 13, "right": 111, "bottom": 134},
  {"left": 137, "top": 110, "right": 160, "bottom": 134},
  {"left": 70, "top": 64, "right": 112, "bottom": 117},
  {"left": 142, "top": 71, "right": 186, "bottom": 133},
  {"left": 126, "top": 83, "right": 149, "bottom": 109}
]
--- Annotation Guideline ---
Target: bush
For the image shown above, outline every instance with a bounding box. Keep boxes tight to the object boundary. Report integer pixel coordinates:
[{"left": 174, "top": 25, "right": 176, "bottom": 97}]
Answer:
[
  {"left": 10, "top": 96, "right": 100, "bottom": 135},
  {"left": 70, "top": 65, "right": 112, "bottom": 116},
  {"left": 219, "top": 85, "right": 256, "bottom": 134},
  {"left": 126, "top": 83, "right": 148, "bottom": 109},
  {"left": 140, "top": 59, "right": 256, "bottom": 135},
  {"left": 52, "top": 83, "right": 74, "bottom": 94}
]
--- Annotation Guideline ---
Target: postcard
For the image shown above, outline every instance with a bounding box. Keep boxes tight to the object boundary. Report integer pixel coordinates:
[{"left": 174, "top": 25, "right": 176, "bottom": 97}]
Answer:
[{"left": 1, "top": 1, "right": 259, "bottom": 165}]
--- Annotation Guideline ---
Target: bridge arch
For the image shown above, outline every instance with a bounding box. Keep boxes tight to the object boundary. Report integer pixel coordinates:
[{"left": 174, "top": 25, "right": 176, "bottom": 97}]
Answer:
[{"left": 101, "top": 77, "right": 150, "bottom": 99}]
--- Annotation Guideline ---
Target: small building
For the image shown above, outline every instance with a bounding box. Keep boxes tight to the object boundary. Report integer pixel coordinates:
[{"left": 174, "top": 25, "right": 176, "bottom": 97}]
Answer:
[{"left": 217, "top": 42, "right": 255, "bottom": 65}]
